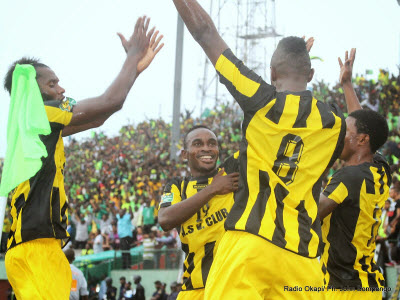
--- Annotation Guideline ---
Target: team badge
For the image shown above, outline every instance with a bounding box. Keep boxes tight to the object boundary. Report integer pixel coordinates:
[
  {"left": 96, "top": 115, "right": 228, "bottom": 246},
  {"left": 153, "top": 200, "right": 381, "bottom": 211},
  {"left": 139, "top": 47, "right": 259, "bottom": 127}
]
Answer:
[
  {"left": 59, "top": 97, "right": 76, "bottom": 112},
  {"left": 161, "top": 193, "right": 174, "bottom": 204}
]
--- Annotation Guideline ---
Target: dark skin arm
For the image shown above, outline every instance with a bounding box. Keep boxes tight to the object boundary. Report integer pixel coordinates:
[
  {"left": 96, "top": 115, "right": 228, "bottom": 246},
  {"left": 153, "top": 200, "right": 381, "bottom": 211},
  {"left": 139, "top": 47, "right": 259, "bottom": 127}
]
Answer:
[
  {"left": 172, "top": 0, "right": 228, "bottom": 66},
  {"left": 158, "top": 169, "right": 239, "bottom": 231},
  {"left": 318, "top": 193, "right": 339, "bottom": 221},
  {"left": 338, "top": 48, "right": 362, "bottom": 113},
  {"left": 62, "top": 17, "right": 163, "bottom": 137}
]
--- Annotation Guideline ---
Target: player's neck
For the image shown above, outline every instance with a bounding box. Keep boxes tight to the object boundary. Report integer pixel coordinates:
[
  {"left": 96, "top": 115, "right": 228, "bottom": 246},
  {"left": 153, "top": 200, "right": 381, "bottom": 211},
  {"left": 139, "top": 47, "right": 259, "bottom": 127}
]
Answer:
[
  {"left": 274, "top": 78, "right": 308, "bottom": 93},
  {"left": 190, "top": 168, "right": 217, "bottom": 179},
  {"left": 344, "top": 151, "right": 374, "bottom": 167}
]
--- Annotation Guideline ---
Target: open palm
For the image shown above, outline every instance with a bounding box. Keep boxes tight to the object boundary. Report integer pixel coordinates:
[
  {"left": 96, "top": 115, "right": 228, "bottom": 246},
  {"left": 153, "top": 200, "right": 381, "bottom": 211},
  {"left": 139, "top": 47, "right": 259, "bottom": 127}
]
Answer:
[{"left": 137, "top": 31, "right": 164, "bottom": 74}]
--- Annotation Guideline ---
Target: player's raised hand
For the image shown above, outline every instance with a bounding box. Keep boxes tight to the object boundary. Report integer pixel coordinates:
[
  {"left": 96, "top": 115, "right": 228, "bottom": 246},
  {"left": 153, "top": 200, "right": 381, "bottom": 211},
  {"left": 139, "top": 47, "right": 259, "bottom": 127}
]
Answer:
[
  {"left": 209, "top": 168, "right": 239, "bottom": 195},
  {"left": 137, "top": 30, "right": 164, "bottom": 74},
  {"left": 117, "top": 16, "right": 154, "bottom": 60},
  {"left": 302, "top": 36, "right": 314, "bottom": 53},
  {"left": 338, "top": 48, "right": 356, "bottom": 85}
]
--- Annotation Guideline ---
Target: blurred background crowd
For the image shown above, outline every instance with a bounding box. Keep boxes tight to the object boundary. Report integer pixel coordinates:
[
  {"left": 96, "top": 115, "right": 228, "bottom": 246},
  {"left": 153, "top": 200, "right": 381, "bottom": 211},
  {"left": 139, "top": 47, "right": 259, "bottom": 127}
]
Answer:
[{"left": 1, "top": 70, "right": 400, "bottom": 299}]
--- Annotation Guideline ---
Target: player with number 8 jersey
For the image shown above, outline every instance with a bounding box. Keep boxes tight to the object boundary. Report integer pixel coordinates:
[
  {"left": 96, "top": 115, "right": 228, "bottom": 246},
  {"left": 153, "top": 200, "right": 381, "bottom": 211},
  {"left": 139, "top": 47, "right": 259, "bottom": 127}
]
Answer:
[{"left": 171, "top": 0, "right": 346, "bottom": 298}]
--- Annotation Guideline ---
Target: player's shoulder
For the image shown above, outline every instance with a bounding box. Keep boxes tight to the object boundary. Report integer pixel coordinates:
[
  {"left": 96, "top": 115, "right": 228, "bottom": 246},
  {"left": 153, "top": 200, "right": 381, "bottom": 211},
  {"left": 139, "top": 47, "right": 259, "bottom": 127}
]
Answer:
[
  {"left": 163, "top": 177, "right": 184, "bottom": 193},
  {"left": 314, "top": 98, "right": 344, "bottom": 119},
  {"left": 330, "top": 165, "right": 362, "bottom": 184}
]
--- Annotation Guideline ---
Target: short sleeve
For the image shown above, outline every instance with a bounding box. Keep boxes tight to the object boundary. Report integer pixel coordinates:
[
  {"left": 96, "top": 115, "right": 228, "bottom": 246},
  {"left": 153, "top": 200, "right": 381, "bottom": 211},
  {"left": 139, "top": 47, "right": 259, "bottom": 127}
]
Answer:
[
  {"left": 215, "top": 49, "right": 276, "bottom": 113},
  {"left": 78, "top": 270, "right": 89, "bottom": 296},
  {"left": 322, "top": 169, "right": 350, "bottom": 204},
  {"left": 44, "top": 98, "right": 76, "bottom": 127},
  {"left": 160, "top": 177, "right": 182, "bottom": 209}
]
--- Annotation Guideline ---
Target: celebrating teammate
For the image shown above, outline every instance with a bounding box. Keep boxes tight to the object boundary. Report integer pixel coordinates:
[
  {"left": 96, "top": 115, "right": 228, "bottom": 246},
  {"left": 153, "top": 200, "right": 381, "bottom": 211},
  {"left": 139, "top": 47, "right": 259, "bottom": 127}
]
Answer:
[
  {"left": 319, "top": 49, "right": 391, "bottom": 299},
  {"left": 3, "top": 16, "right": 163, "bottom": 299},
  {"left": 172, "top": 1, "right": 346, "bottom": 299},
  {"left": 158, "top": 125, "right": 239, "bottom": 300}
]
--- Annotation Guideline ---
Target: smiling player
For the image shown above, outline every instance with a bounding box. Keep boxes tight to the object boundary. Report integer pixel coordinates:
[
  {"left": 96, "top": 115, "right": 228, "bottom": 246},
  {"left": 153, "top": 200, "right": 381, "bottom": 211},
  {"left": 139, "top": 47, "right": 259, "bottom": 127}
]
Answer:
[{"left": 158, "top": 125, "right": 239, "bottom": 300}]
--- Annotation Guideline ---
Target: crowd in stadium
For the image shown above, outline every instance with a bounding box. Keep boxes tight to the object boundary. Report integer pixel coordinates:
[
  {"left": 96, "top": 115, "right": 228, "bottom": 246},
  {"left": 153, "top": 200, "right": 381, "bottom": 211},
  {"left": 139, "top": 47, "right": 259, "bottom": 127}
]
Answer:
[{"left": 1, "top": 70, "right": 400, "bottom": 261}]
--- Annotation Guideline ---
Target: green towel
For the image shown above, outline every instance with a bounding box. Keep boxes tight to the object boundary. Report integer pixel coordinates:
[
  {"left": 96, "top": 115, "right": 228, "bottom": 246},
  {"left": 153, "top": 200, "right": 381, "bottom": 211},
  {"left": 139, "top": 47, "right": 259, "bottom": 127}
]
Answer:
[{"left": 0, "top": 64, "right": 51, "bottom": 197}]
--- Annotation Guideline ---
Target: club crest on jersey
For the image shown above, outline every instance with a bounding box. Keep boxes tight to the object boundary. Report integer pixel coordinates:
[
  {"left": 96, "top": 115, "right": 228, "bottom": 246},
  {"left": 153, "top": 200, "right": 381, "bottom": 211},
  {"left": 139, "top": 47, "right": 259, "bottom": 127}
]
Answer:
[
  {"left": 59, "top": 97, "right": 76, "bottom": 112},
  {"left": 161, "top": 193, "right": 174, "bottom": 204}
]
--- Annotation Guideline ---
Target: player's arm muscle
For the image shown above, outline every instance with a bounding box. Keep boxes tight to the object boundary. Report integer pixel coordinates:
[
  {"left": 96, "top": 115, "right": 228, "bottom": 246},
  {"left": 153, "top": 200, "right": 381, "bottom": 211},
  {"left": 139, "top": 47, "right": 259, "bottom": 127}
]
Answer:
[
  {"left": 339, "top": 48, "right": 361, "bottom": 113},
  {"left": 159, "top": 186, "right": 217, "bottom": 231},
  {"left": 172, "top": 0, "right": 228, "bottom": 65},
  {"left": 318, "top": 193, "right": 339, "bottom": 221}
]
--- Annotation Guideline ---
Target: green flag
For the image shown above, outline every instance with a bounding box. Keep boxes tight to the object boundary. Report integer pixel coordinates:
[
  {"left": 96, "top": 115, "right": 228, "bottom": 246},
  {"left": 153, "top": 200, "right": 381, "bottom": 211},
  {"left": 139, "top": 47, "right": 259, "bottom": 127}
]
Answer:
[{"left": 0, "top": 65, "right": 51, "bottom": 196}]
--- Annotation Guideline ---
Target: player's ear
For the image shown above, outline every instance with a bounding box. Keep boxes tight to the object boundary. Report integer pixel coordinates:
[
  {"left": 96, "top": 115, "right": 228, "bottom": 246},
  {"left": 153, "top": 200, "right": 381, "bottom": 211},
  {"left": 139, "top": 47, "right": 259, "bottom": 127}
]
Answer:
[
  {"left": 270, "top": 66, "right": 277, "bottom": 84},
  {"left": 181, "top": 149, "right": 188, "bottom": 161},
  {"left": 358, "top": 133, "right": 370, "bottom": 146},
  {"left": 307, "top": 68, "right": 315, "bottom": 83}
]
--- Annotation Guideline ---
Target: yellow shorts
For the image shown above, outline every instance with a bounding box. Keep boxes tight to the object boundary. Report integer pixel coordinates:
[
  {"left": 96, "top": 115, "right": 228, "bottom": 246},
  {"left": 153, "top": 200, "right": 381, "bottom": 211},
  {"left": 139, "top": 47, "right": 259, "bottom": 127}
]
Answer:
[
  {"left": 177, "top": 288, "right": 204, "bottom": 300},
  {"left": 325, "top": 290, "right": 381, "bottom": 300},
  {"left": 204, "top": 231, "right": 325, "bottom": 300},
  {"left": 5, "top": 238, "right": 72, "bottom": 300}
]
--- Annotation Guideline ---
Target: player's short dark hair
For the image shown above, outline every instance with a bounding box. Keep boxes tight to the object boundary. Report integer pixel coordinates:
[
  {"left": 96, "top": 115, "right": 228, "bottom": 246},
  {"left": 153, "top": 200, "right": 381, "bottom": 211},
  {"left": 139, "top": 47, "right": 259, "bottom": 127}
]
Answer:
[
  {"left": 64, "top": 249, "right": 75, "bottom": 263},
  {"left": 270, "top": 36, "right": 311, "bottom": 78},
  {"left": 4, "top": 57, "right": 48, "bottom": 95},
  {"left": 349, "top": 109, "right": 389, "bottom": 153},
  {"left": 183, "top": 125, "right": 213, "bottom": 150}
]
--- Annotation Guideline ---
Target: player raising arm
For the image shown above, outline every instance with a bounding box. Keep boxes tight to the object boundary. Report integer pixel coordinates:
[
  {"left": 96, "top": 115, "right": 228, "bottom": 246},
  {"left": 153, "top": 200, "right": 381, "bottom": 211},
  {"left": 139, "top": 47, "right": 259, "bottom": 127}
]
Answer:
[
  {"left": 319, "top": 49, "right": 390, "bottom": 300},
  {"left": 172, "top": 1, "right": 346, "bottom": 299},
  {"left": 3, "top": 16, "right": 163, "bottom": 300}
]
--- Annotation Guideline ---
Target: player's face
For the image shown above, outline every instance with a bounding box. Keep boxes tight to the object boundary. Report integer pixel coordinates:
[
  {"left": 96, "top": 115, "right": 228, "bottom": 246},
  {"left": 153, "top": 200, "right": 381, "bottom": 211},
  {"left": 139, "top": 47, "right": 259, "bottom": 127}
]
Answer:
[
  {"left": 340, "top": 117, "right": 358, "bottom": 161},
  {"left": 184, "top": 128, "right": 219, "bottom": 177},
  {"left": 36, "top": 67, "right": 65, "bottom": 101}
]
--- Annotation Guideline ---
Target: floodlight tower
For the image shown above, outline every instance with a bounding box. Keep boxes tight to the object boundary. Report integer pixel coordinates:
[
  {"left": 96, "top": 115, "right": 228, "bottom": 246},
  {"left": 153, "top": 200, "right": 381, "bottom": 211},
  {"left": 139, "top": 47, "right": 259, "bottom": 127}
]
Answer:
[{"left": 199, "top": 0, "right": 280, "bottom": 116}]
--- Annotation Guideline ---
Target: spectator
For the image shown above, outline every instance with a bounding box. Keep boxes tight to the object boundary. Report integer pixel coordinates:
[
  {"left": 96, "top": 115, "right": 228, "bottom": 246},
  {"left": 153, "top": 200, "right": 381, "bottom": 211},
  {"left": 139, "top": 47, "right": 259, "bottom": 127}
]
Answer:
[
  {"left": 143, "top": 231, "right": 157, "bottom": 269},
  {"left": 64, "top": 249, "right": 89, "bottom": 300},
  {"left": 71, "top": 213, "right": 92, "bottom": 249},
  {"left": 118, "top": 276, "right": 126, "bottom": 300},
  {"left": 167, "top": 282, "right": 179, "bottom": 300},
  {"left": 117, "top": 208, "right": 133, "bottom": 269},
  {"left": 142, "top": 202, "right": 156, "bottom": 234},
  {"left": 133, "top": 275, "right": 145, "bottom": 300},
  {"left": 151, "top": 281, "right": 167, "bottom": 300},
  {"left": 98, "top": 275, "right": 108, "bottom": 300},
  {"left": 105, "top": 278, "right": 117, "bottom": 300},
  {"left": 94, "top": 229, "right": 104, "bottom": 254},
  {"left": 122, "top": 282, "right": 134, "bottom": 300}
]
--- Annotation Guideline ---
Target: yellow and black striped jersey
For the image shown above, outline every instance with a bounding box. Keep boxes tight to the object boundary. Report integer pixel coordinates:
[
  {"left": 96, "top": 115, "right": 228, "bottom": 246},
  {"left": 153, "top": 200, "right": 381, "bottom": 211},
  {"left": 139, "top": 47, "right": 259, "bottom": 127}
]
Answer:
[
  {"left": 160, "top": 153, "right": 239, "bottom": 291},
  {"left": 320, "top": 154, "right": 391, "bottom": 289},
  {"left": 8, "top": 98, "right": 74, "bottom": 250},
  {"left": 215, "top": 49, "right": 345, "bottom": 258}
]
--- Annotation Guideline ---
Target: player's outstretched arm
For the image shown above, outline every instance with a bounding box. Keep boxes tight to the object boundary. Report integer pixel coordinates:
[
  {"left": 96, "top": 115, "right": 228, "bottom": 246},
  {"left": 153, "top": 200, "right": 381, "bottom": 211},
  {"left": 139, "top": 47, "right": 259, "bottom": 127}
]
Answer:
[
  {"left": 339, "top": 48, "right": 361, "bottom": 113},
  {"left": 318, "top": 194, "right": 338, "bottom": 221},
  {"left": 158, "top": 169, "right": 239, "bottom": 231},
  {"left": 172, "top": 0, "right": 228, "bottom": 66},
  {"left": 62, "top": 16, "right": 162, "bottom": 137}
]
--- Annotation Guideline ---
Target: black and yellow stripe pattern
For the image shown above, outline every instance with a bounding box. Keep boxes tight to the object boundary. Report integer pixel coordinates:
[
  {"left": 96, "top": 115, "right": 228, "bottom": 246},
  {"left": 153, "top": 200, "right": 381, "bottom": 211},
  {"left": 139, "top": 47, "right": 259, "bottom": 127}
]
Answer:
[
  {"left": 7, "top": 99, "right": 73, "bottom": 250},
  {"left": 160, "top": 154, "right": 238, "bottom": 290},
  {"left": 216, "top": 49, "right": 345, "bottom": 258},
  {"left": 321, "top": 154, "right": 391, "bottom": 289}
]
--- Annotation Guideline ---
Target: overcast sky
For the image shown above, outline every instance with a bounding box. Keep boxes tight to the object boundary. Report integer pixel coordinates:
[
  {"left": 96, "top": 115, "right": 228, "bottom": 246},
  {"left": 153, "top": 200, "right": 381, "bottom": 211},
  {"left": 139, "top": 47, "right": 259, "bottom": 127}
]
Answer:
[{"left": 1, "top": 0, "right": 399, "bottom": 158}]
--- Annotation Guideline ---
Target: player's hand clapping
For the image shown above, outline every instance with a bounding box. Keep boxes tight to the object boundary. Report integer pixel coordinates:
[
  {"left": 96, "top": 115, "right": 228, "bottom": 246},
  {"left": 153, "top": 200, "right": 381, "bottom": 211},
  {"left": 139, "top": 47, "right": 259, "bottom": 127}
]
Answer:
[
  {"left": 209, "top": 168, "right": 239, "bottom": 195},
  {"left": 338, "top": 48, "right": 356, "bottom": 85},
  {"left": 117, "top": 16, "right": 154, "bottom": 60}
]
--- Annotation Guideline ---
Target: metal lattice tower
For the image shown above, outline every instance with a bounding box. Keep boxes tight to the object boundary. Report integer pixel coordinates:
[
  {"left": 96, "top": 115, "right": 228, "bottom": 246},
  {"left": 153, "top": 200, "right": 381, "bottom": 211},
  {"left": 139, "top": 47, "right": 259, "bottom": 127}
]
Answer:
[{"left": 199, "top": 0, "right": 280, "bottom": 116}]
